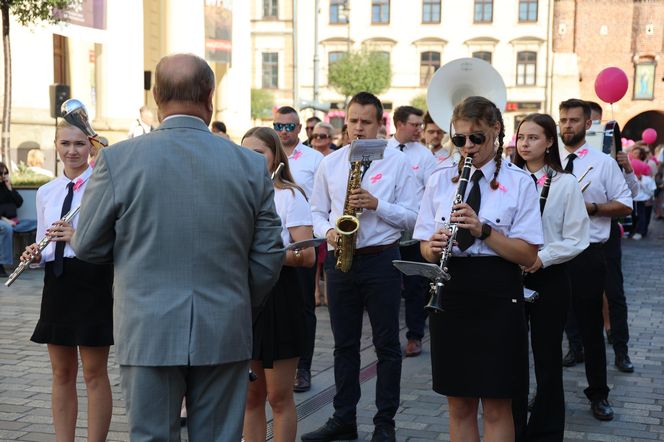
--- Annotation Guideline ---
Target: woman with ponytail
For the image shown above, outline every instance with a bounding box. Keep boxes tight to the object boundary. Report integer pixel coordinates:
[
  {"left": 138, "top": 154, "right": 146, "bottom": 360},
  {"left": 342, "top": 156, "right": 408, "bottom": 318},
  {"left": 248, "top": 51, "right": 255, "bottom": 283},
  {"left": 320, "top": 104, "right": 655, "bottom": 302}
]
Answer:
[
  {"left": 240, "top": 127, "right": 314, "bottom": 442},
  {"left": 413, "top": 96, "right": 543, "bottom": 440},
  {"left": 512, "top": 113, "right": 589, "bottom": 441}
]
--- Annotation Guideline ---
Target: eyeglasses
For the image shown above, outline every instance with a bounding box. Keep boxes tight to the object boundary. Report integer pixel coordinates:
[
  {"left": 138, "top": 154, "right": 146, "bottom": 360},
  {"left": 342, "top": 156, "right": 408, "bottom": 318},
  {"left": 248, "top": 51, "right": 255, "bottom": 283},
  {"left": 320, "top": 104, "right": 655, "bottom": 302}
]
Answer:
[
  {"left": 273, "top": 123, "right": 298, "bottom": 132},
  {"left": 312, "top": 134, "right": 329, "bottom": 140},
  {"left": 306, "top": 126, "right": 316, "bottom": 131},
  {"left": 406, "top": 122, "right": 424, "bottom": 129},
  {"left": 1, "top": 171, "right": 9, "bottom": 176},
  {"left": 451, "top": 133, "right": 486, "bottom": 148}
]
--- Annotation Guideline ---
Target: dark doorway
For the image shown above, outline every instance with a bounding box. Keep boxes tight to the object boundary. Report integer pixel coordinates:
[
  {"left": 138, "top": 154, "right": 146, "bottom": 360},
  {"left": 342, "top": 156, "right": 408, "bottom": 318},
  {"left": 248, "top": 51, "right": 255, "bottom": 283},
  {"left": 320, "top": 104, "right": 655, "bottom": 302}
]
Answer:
[{"left": 623, "top": 110, "right": 664, "bottom": 149}]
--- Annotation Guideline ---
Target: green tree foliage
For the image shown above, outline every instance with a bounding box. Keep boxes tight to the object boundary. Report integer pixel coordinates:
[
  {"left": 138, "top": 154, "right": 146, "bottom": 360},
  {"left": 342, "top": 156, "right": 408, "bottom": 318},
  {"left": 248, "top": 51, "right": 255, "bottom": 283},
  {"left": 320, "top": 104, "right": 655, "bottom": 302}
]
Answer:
[
  {"left": 328, "top": 49, "right": 392, "bottom": 98},
  {"left": 410, "top": 94, "right": 427, "bottom": 113},
  {"left": 251, "top": 88, "right": 274, "bottom": 121},
  {"left": 1, "top": 0, "right": 76, "bottom": 165}
]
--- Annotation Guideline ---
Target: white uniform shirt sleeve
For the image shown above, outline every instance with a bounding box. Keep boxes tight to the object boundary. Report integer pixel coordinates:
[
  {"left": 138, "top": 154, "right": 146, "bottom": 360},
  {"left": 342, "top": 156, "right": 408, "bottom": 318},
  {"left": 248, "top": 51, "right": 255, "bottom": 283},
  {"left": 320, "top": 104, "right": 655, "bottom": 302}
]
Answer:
[
  {"left": 285, "top": 189, "right": 313, "bottom": 229},
  {"left": 413, "top": 172, "right": 440, "bottom": 241},
  {"left": 605, "top": 159, "right": 633, "bottom": 210},
  {"left": 311, "top": 159, "right": 334, "bottom": 239},
  {"left": 507, "top": 174, "right": 544, "bottom": 247},
  {"left": 539, "top": 175, "right": 590, "bottom": 268}
]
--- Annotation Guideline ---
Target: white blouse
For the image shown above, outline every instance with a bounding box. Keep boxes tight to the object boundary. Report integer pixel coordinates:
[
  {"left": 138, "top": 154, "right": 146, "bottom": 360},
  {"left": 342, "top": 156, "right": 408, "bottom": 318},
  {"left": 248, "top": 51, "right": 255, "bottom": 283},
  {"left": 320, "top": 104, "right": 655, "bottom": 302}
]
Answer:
[
  {"left": 36, "top": 166, "right": 94, "bottom": 262},
  {"left": 530, "top": 168, "right": 590, "bottom": 268},
  {"left": 274, "top": 186, "right": 312, "bottom": 247},
  {"left": 288, "top": 142, "right": 324, "bottom": 199},
  {"left": 413, "top": 160, "right": 544, "bottom": 256}
]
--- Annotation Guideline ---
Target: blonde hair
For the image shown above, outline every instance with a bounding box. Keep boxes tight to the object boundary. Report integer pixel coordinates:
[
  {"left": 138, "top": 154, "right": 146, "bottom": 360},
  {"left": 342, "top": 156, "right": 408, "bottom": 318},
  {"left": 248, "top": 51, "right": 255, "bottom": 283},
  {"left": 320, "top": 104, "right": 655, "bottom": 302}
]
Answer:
[{"left": 27, "top": 149, "right": 45, "bottom": 167}]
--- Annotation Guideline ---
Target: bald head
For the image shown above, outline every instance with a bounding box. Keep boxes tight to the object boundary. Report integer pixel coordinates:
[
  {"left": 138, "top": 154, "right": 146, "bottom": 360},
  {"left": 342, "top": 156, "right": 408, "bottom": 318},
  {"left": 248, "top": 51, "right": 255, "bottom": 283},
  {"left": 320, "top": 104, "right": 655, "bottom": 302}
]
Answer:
[
  {"left": 153, "top": 54, "right": 214, "bottom": 106},
  {"left": 152, "top": 53, "right": 215, "bottom": 123}
]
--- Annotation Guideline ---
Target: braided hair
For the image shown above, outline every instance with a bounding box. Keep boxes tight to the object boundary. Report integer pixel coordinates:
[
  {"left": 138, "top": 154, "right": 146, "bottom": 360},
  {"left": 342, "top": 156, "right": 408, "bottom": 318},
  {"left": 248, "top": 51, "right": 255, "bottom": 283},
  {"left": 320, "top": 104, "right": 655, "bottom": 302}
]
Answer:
[{"left": 451, "top": 96, "right": 504, "bottom": 190}]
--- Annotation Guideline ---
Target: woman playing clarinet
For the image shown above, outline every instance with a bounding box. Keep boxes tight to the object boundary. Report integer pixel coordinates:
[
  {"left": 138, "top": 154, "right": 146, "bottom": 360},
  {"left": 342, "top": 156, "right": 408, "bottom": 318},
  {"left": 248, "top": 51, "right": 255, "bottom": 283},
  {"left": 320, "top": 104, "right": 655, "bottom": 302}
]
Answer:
[
  {"left": 512, "top": 113, "right": 589, "bottom": 441},
  {"left": 413, "top": 96, "right": 543, "bottom": 441},
  {"left": 21, "top": 120, "right": 114, "bottom": 442}
]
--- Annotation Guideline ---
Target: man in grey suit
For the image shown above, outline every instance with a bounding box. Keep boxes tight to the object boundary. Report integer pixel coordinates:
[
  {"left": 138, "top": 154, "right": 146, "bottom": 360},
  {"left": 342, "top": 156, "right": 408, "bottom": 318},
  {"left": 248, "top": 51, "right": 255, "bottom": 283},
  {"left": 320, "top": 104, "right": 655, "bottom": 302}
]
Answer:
[{"left": 72, "top": 53, "right": 284, "bottom": 441}]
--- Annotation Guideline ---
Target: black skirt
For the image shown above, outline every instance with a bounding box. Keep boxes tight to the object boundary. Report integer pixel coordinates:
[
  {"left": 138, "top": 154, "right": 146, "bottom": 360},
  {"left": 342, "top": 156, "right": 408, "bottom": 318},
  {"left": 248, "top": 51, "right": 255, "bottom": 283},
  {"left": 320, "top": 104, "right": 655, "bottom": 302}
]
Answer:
[
  {"left": 252, "top": 265, "right": 306, "bottom": 368},
  {"left": 429, "top": 256, "right": 527, "bottom": 398},
  {"left": 31, "top": 258, "right": 114, "bottom": 347}
]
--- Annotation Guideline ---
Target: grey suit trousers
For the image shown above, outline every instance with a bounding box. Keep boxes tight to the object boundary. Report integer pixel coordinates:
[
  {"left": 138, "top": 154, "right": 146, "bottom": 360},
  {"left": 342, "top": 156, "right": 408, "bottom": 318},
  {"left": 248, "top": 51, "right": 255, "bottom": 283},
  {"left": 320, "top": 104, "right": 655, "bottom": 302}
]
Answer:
[{"left": 120, "top": 360, "right": 250, "bottom": 442}]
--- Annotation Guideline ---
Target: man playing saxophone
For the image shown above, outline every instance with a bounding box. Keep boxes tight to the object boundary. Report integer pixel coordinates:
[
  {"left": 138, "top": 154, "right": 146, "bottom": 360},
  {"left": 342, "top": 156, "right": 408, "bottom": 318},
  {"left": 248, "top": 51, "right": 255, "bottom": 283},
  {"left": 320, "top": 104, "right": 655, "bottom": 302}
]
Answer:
[{"left": 303, "top": 92, "right": 418, "bottom": 442}]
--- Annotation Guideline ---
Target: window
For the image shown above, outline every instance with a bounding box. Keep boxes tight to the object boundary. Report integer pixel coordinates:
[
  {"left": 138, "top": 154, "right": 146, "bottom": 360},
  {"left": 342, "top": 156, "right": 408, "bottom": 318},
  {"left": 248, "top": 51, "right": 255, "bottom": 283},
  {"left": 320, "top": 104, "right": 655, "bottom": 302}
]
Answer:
[
  {"left": 420, "top": 51, "right": 440, "bottom": 86},
  {"left": 422, "top": 0, "right": 441, "bottom": 24},
  {"left": 474, "top": 0, "right": 493, "bottom": 23},
  {"left": 372, "top": 0, "right": 390, "bottom": 24},
  {"left": 263, "top": 0, "right": 278, "bottom": 19},
  {"left": 262, "top": 52, "right": 278, "bottom": 89},
  {"left": 519, "top": 0, "right": 538, "bottom": 22},
  {"left": 516, "top": 51, "right": 537, "bottom": 86},
  {"left": 374, "top": 51, "right": 391, "bottom": 64},
  {"left": 472, "top": 51, "right": 492, "bottom": 64},
  {"left": 330, "top": 0, "right": 348, "bottom": 24}
]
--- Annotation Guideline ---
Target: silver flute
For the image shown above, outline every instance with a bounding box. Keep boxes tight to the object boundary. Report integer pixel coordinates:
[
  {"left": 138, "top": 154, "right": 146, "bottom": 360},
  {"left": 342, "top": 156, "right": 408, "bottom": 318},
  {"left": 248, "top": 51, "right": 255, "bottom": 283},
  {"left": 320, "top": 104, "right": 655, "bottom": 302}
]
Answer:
[{"left": 5, "top": 206, "right": 81, "bottom": 287}]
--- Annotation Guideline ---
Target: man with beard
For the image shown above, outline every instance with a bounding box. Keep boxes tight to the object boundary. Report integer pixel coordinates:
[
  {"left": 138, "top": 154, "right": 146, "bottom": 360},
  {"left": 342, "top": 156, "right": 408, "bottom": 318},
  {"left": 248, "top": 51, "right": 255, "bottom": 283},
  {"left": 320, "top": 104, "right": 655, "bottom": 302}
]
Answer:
[{"left": 558, "top": 99, "right": 632, "bottom": 421}]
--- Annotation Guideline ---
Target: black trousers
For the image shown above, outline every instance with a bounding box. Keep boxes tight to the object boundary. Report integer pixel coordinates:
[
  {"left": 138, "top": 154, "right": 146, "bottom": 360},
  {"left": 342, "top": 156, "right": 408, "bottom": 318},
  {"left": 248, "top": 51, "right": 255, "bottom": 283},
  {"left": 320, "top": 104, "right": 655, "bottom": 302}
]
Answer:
[
  {"left": 297, "top": 254, "right": 318, "bottom": 371},
  {"left": 565, "top": 221, "right": 630, "bottom": 356},
  {"left": 399, "top": 243, "right": 429, "bottom": 341},
  {"left": 568, "top": 245, "right": 610, "bottom": 401},
  {"left": 513, "top": 264, "right": 570, "bottom": 442},
  {"left": 325, "top": 247, "right": 402, "bottom": 427}
]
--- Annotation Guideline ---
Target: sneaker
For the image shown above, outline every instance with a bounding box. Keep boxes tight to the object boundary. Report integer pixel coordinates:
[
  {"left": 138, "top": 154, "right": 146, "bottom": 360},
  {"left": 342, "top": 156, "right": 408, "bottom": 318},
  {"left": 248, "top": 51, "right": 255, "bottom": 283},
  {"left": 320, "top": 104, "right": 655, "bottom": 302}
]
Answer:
[
  {"left": 632, "top": 233, "right": 642, "bottom": 240},
  {"left": 0, "top": 265, "right": 7, "bottom": 278}
]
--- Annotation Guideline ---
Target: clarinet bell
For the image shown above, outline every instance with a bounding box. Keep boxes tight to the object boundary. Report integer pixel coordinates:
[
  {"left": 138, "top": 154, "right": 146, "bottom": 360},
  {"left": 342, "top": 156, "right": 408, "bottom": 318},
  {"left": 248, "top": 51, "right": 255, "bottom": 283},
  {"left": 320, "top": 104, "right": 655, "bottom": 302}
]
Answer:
[{"left": 424, "top": 283, "right": 445, "bottom": 314}]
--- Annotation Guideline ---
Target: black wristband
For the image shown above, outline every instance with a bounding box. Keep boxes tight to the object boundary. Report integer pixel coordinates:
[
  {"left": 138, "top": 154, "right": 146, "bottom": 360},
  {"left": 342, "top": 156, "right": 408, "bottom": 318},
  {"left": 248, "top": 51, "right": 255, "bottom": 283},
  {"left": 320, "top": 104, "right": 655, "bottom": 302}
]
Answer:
[{"left": 590, "top": 202, "right": 599, "bottom": 216}]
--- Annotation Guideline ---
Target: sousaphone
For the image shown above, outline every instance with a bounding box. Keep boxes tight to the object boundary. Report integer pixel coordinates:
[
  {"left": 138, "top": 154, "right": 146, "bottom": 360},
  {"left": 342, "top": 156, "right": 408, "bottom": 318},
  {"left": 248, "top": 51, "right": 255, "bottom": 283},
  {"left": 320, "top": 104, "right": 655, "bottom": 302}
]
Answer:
[{"left": 426, "top": 57, "right": 507, "bottom": 131}]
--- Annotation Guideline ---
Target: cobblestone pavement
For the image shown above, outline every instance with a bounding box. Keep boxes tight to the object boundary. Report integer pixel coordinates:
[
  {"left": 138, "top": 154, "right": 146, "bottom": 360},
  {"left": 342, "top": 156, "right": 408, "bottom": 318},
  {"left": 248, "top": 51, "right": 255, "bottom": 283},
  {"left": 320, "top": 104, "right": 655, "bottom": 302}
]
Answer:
[{"left": 1, "top": 219, "right": 663, "bottom": 441}]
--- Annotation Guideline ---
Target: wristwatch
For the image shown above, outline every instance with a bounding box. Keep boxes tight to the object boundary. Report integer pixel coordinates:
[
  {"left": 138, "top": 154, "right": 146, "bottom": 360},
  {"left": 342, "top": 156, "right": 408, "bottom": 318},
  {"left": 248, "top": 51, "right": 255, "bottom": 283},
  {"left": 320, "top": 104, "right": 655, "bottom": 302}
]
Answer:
[{"left": 478, "top": 223, "right": 492, "bottom": 240}]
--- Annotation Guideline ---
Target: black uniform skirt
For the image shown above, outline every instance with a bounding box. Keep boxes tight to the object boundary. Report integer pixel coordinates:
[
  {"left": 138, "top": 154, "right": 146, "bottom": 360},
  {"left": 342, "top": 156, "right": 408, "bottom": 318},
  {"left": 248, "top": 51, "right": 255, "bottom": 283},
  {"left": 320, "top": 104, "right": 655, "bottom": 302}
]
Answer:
[
  {"left": 429, "top": 256, "right": 527, "bottom": 398},
  {"left": 252, "top": 265, "right": 306, "bottom": 369},
  {"left": 31, "top": 258, "right": 114, "bottom": 347}
]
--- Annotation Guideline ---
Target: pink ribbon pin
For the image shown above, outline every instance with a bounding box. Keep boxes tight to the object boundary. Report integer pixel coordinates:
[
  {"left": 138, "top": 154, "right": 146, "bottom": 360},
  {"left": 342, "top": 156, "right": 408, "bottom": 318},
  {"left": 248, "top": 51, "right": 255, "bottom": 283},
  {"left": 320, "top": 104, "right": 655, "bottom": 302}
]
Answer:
[
  {"left": 498, "top": 183, "right": 507, "bottom": 192},
  {"left": 292, "top": 150, "right": 303, "bottom": 161},
  {"left": 412, "top": 165, "right": 420, "bottom": 171},
  {"left": 73, "top": 178, "right": 84, "bottom": 191},
  {"left": 577, "top": 148, "right": 589, "bottom": 158},
  {"left": 536, "top": 175, "right": 547, "bottom": 186},
  {"left": 370, "top": 173, "right": 383, "bottom": 184}
]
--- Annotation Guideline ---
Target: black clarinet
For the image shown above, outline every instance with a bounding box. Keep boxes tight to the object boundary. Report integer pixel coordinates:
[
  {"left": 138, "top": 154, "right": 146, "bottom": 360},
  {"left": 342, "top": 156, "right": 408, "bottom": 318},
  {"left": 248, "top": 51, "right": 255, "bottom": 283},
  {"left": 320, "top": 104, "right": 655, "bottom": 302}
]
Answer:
[{"left": 425, "top": 156, "right": 474, "bottom": 313}]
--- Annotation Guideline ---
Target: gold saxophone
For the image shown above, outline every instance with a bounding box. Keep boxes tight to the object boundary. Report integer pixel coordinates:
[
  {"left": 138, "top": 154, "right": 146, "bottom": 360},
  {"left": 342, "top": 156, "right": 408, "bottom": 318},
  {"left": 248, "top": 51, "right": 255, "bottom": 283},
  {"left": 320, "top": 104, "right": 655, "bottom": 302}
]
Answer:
[{"left": 334, "top": 160, "right": 363, "bottom": 272}]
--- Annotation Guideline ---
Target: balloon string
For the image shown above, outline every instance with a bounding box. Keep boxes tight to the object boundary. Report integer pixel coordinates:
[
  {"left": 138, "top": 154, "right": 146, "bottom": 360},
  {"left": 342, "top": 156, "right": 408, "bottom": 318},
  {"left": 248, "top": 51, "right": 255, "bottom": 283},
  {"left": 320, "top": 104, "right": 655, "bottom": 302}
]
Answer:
[{"left": 610, "top": 103, "right": 614, "bottom": 121}]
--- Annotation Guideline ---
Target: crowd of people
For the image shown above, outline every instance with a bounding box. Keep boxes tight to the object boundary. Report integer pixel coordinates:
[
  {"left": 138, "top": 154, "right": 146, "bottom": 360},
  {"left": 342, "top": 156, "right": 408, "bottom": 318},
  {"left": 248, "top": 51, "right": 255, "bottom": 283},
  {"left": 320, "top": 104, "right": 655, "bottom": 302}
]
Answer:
[{"left": 6, "top": 51, "right": 662, "bottom": 442}]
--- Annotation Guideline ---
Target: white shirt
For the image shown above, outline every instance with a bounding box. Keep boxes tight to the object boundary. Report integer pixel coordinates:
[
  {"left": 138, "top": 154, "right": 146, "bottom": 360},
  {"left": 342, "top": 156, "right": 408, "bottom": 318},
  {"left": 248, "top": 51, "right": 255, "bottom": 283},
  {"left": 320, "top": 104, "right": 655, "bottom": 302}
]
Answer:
[
  {"left": 274, "top": 186, "right": 312, "bottom": 247},
  {"left": 36, "top": 166, "right": 94, "bottom": 262},
  {"left": 311, "top": 144, "right": 419, "bottom": 249},
  {"left": 634, "top": 175, "right": 656, "bottom": 202},
  {"left": 414, "top": 160, "right": 543, "bottom": 256},
  {"left": 530, "top": 168, "right": 590, "bottom": 268},
  {"left": 387, "top": 137, "right": 437, "bottom": 201},
  {"left": 559, "top": 143, "right": 632, "bottom": 243},
  {"left": 431, "top": 147, "right": 455, "bottom": 168},
  {"left": 127, "top": 118, "right": 152, "bottom": 138},
  {"left": 288, "top": 142, "right": 324, "bottom": 199}
]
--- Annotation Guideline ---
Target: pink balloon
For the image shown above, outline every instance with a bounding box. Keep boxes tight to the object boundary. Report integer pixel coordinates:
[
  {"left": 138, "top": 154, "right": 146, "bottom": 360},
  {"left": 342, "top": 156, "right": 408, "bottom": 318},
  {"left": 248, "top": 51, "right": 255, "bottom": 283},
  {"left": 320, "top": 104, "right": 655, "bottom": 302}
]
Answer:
[
  {"left": 594, "top": 67, "right": 629, "bottom": 104},
  {"left": 642, "top": 128, "right": 658, "bottom": 144}
]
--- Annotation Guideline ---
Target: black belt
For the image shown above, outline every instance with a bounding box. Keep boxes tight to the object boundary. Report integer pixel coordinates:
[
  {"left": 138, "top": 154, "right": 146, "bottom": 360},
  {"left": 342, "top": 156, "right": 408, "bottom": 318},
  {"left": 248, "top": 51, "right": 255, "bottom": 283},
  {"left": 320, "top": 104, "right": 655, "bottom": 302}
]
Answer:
[
  {"left": 354, "top": 241, "right": 399, "bottom": 256},
  {"left": 588, "top": 242, "right": 604, "bottom": 249}
]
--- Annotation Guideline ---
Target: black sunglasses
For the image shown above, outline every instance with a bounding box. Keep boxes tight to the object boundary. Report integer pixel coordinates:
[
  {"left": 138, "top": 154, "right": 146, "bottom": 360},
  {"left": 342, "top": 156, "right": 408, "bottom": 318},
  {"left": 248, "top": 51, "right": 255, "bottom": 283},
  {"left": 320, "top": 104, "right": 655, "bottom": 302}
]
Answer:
[
  {"left": 312, "top": 134, "right": 329, "bottom": 140},
  {"left": 451, "top": 133, "right": 486, "bottom": 148}
]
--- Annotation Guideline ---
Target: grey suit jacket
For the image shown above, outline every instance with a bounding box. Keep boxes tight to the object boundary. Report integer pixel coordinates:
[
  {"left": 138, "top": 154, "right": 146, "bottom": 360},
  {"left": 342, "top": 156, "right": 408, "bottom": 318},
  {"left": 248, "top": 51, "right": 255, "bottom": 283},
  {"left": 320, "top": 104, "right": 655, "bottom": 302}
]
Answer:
[{"left": 72, "top": 116, "right": 284, "bottom": 366}]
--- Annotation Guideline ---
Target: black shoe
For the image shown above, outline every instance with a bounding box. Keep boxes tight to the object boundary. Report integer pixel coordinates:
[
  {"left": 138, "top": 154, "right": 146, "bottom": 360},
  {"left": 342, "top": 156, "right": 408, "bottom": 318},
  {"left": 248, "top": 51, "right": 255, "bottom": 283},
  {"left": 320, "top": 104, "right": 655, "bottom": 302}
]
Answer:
[
  {"left": 180, "top": 416, "right": 187, "bottom": 427},
  {"left": 562, "top": 349, "right": 584, "bottom": 367},
  {"left": 293, "top": 368, "right": 311, "bottom": 392},
  {"left": 0, "top": 265, "right": 7, "bottom": 278},
  {"left": 371, "top": 424, "right": 396, "bottom": 442},
  {"left": 615, "top": 353, "right": 634, "bottom": 373},
  {"left": 590, "top": 399, "right": 614, "bottom": 421},
  {"left": 606, "top": 329, "right": 613, "bottom": 345},
  {"left": 301, "top": 418, "right": 358, "bottom": 441}
]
